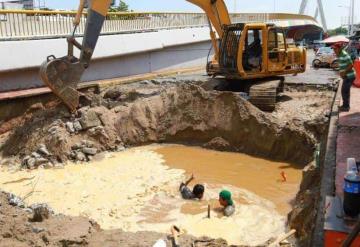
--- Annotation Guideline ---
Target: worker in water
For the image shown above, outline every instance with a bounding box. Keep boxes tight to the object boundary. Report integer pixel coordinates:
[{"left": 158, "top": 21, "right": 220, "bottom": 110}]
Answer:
[
  {"left": 219, "top": 190, "right": 235, "bottom": 216},
  {"left": 332, "top": 42, "right": 356, "bottom": 112},
  {"left": 179, "top": 174, "right": 204, "bottom": 200}
]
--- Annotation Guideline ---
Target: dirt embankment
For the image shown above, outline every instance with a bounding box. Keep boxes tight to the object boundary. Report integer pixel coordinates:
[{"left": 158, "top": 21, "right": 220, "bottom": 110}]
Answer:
[{"left": 0, "top": 80, "right": 319, "bottom": 167}]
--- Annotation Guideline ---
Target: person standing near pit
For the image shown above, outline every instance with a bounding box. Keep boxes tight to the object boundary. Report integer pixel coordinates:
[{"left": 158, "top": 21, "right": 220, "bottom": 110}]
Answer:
[
  {"left": 219, "top": 190, "right": 235, "bottom": 216},
  {"left": 332, "top": 42, "right": 356, "bottom": 112}
]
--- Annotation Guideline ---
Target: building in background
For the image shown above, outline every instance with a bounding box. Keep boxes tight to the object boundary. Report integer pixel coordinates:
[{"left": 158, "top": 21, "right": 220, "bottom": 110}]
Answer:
[
  {"left": 0, "top": 0, "right": 34, "bottom": 10},
  {"left": 0, "top": 0, "right": 23, "bottom": 9},
  {"left": 22, "top": 0, "right": 34, "bottom": 9}
]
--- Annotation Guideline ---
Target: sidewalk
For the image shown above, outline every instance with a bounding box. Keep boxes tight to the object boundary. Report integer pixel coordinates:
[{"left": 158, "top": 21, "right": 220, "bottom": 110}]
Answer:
[{"left": 335, "top": 85, "right": 360, "bottom": 196}]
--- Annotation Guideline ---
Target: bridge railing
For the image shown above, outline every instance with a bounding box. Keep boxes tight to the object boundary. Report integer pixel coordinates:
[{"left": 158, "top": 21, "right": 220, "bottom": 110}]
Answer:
[
  {"left": 0, "top": 10, "right": 210, "bottom": 40},
  {"left": 0, "top": 10, "right": 318, "bottom": 41}
]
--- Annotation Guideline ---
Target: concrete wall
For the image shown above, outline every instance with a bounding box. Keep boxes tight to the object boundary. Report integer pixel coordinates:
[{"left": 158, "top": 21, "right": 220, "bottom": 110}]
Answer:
[{"left": 0, "top": 27, "right": 211, "bottom": 92}]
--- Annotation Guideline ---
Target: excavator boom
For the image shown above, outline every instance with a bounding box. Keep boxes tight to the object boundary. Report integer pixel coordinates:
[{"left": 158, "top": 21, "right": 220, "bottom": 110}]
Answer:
[{"left": 186, "top": 0, "right": 231, "bottom": 38}]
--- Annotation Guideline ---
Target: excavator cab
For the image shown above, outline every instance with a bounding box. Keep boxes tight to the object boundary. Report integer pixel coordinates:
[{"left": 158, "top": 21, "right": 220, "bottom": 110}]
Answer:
[{"left": 211, "top": 22, "right": 305, "bottom": 79}]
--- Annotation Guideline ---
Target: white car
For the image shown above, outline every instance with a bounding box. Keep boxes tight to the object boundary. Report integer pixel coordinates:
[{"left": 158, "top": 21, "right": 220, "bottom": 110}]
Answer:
[{"left": 312, "top": 47, "right": 339, "bottom": 69}]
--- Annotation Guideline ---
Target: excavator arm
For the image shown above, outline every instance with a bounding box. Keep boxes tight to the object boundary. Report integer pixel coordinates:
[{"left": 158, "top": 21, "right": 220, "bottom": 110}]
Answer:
[
  {"left": 40, "top": 0, "right": 112, "bottom": 112},
  {"left": 186, "top": 0, "right": 231, "bottom": 38},
  {"left": 40, "top": 0, "right": 231, "bottom": 112}
]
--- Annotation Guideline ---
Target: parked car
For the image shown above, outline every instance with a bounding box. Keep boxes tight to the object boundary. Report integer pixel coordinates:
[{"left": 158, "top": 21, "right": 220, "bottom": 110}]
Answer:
[
  {"left": 312, "top": 47, "right": 339, "bottom": 69},
  {"left": 312, "top": 40, "right": 325, "bottom": 53}
]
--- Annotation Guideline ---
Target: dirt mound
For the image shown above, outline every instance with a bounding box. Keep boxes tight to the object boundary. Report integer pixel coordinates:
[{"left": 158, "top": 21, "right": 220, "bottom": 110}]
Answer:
[
  {"left": 0, "top": 80, "right": 317, "bottom": 166},
  {"left": 0, "top": 191, "right": 235, "bottom": 247},
  {"left": 0, "top": 191, "right": 100, "bottom": 246}
]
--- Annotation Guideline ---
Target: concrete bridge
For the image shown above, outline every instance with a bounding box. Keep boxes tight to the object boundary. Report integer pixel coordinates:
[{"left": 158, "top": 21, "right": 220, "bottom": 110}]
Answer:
[{"left": 0, "top": 10, "right": 323, "bottom": 94}]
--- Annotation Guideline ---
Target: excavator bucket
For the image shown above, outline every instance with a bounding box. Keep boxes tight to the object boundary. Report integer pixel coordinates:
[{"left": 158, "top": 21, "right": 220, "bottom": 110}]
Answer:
[
  {"left": 39, "top": 0, "right": 112, "bottom": 112},
  {"left": 40, "top": 56, "right": 84, "bottom": 112}
]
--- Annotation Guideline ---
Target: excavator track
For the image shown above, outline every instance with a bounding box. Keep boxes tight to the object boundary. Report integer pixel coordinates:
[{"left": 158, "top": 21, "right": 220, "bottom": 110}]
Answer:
[{"left": 249, "top": 78, "right": 284, "bottom": 112}]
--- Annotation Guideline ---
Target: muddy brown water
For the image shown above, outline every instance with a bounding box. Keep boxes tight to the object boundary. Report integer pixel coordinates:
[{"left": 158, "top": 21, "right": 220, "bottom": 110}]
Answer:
[
  {"left": 0, "top": 145, "right": 303, "bottom": 245},
  {"left": 155, "top": 145, "right": 303, "bottom": 215}
]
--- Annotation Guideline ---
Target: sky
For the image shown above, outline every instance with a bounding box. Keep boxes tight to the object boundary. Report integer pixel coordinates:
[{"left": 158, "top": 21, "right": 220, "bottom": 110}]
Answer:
[{"left": 41, "top": 0, "right": 357, "bottom": 29}]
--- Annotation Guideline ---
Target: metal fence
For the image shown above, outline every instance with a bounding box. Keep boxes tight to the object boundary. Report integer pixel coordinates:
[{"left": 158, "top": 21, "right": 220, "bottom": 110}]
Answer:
[{"left": 0, "top": 10, "right": 317, "bottom": 41}]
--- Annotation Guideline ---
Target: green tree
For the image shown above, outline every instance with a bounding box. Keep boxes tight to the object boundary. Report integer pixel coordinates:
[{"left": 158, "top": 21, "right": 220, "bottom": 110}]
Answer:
[
  {"left": 109, "top": 0, "right": 129, "bottom": 12},
  {"left": 328, "top": 26, "right": 348, "bottom": 36}
]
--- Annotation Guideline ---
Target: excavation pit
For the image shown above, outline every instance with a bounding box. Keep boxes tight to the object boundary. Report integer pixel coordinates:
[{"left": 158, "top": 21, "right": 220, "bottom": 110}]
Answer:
[{"left": 0, "top": 71, "right": 337, "bottom": 246}]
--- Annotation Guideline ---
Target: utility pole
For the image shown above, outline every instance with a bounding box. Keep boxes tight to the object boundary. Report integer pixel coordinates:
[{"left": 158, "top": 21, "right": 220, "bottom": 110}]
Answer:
[
  {"left": 350, "top": 0, "right": 355, "bottom": 36},
  {"left": 273, "top": 0, "right": 276, "bottom": 12}
]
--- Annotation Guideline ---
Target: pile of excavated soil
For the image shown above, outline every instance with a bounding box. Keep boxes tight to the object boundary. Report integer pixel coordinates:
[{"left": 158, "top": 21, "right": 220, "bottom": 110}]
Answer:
[{"left": 0, "top": 79, "right": 325, "bottom": 167}]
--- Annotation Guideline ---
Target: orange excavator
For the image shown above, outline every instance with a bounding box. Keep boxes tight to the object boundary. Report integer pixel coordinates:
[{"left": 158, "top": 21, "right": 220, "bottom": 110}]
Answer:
[{"left": 40, "top": 0, "right": 307, "bottom": 112}]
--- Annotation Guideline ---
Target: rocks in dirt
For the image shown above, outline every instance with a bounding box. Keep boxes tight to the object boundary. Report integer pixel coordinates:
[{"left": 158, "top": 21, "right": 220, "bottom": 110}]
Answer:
[
  {"left": 75, "top": 152, "right": 86, "bottom": 162},
  {"left": 203, "top": 137, "right": 232, "bottom": 151},
  {"left": 23, "top": 208, "right": 33, "bottom": 214},
  {"left": 88, "top": 126, "right": 110, "bottom": 143},
  {"left": 31, "top": 152, "right": 41, "bottom": 159},
  {"left": 48, "top": 126, "right": 61, "bottom": 135},
  {"left": 80, "top": 109, "right": 102, "bottom": 130},
  {"left": 116, "top": 145, "right": 126, "bottom": 152},
  {"left": 81, "top": 140, "right": 95, "bottom": 148},
  {"left": 29, "top": 203, "right": 54, "bottom": 222},
  {"left": 31, "top": 226, "right": 45, "bottom": 233},
  {"left": 35, "top": 158, "right": 49, "bottom": 166},
  {"left": 8, "top": 194, "right": 25, "bottom": 208},
  {"left": 66, "top": 120, "right": 84, "bottom": 133},
  {"left": 70, "top": 140, "right": 98, "bottom": 162},
  {"left": 65, "top": 122, "right": 75, "bottom": 133},
  {"left": 73, "top": 121, "right": 83, "bottom": 132},
  {"left": 23, "top": 156, "right": 36, "bottom": 169},
  {"left": 21, "top": 144, "right": 53, "bottom": 169},
  {"left": 82, "top": 147, "right": 98, "bottom": 155},
  {"left": 38, "top": 144, "right": 51, "bottom": 156},
  {"left": 104, "top": 88, "right": 122, "bottom": 100}
]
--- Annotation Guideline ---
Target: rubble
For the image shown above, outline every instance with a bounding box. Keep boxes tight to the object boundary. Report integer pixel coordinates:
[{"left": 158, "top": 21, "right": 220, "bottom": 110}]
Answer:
[
  {"left": 65, "top": 122, "right": 75, "bottom": 133},
  {"left": 73, "top": 121, "right": 82, "bottom": 132},
  {"left": 82, "top": 147, "right": 98, "bottom": 155},
  {"left": 38, "top": 144, "right": 51, "bottom": 156},
  {"left": 8, "top": 193, "right": 25, "bottom": 208},
  {"left": 79, "top": 109, "right": 102, "bottom": 129},
  {"left": 29, "top": 203, "right": 54, "bottom": 222},
  {"left": 75, "top": 151, "right": 86, "bottom": 162}
]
